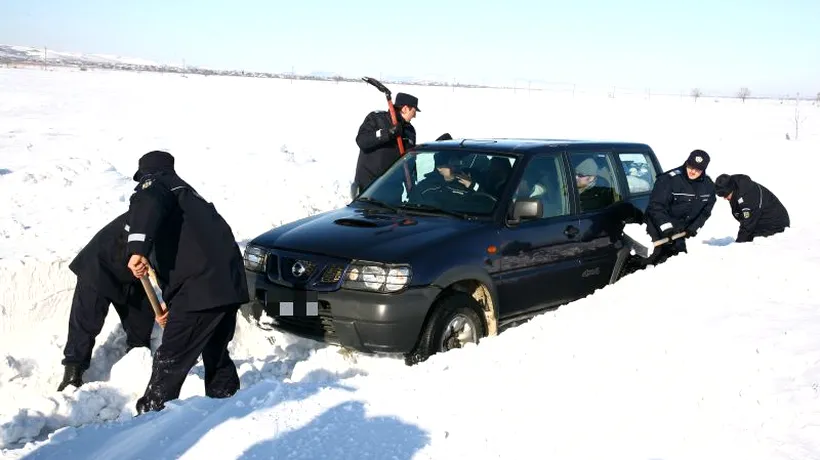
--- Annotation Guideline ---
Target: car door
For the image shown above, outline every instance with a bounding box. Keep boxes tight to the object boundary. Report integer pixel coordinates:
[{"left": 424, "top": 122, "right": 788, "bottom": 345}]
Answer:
[
  {"left": 566, "top": 149, "right": 629, "bottom": 293},
  {"left": 495, "top": 152, "right": 584, "bottom": 319}
]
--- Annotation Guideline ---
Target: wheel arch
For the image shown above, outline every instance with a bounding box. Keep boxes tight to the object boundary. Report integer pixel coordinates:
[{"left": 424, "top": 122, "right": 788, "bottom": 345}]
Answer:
[{"left": 429, "top": 265, "right": 499, "bottom": 337}]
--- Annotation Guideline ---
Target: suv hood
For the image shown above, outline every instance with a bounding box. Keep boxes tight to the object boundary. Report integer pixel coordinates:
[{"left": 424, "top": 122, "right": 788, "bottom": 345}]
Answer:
[{"left": 250, "top": 205, "right": 480, "bottom": 262}]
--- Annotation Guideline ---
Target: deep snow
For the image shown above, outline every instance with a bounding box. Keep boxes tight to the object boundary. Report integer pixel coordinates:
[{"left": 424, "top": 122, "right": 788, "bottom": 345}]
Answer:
[{"left": 1, "top": 66, "right": 819, "bottom": 459}]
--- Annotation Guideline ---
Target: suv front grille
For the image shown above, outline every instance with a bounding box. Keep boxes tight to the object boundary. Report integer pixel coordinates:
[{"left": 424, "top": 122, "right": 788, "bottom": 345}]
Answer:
[{"left": 264, "top": 249, "right": 349, "bottom": 292}]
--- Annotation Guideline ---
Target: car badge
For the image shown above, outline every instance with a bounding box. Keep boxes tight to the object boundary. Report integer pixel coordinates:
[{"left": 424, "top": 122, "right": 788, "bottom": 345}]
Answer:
[{"left": 292, "top": 261, "right": 307, "bottom": 278}]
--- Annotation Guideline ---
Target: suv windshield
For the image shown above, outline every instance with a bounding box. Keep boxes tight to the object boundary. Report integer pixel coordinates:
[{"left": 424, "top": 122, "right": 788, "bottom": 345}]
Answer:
[{"left": 357, "top": 149, "right": 518, "bottom": 217}]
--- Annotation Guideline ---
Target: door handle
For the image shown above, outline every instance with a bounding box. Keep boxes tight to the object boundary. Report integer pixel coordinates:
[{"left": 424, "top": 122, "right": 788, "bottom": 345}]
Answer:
[{"left": 564, "top": 225, "right": 579, "bottom": 238}]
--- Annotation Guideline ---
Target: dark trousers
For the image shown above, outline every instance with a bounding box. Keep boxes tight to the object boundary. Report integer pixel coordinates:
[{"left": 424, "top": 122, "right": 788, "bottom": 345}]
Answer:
[
  {"left": 136, "top": 303, "right": 240, "bottom": 414},
  {"left": 62, "top": 279, "right": 155, "bottom": 370}
]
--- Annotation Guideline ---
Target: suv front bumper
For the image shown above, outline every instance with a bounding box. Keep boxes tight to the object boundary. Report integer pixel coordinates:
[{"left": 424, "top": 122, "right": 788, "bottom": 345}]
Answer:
[{"left": 245, "top": 270, "right": 440, "bottom": 354}]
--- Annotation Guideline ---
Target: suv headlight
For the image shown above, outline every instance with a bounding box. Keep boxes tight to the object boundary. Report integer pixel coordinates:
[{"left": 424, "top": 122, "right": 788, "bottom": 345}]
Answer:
[
  {"left": 342, "top": 261, "right": 412, "bottom": 293},
  {"left": 243, "top": 245, "right": 267, "bottom": 272}
]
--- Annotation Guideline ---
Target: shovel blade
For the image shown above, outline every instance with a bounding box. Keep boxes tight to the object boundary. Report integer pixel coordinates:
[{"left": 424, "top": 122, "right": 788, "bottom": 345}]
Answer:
[{"left": 622, "top": 222, "right": 655, "bottom": 258}]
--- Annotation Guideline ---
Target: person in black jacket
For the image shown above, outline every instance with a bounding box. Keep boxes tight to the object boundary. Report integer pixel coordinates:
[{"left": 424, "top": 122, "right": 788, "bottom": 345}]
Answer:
[
  {"left": 351, "top": 92, "right": 419, "bottom": 200},
  {"left": 57, "top": 212, "right": 157, "bottom": 391},
  {"left": 645, "top": 149, "right": 717, "bottom": 263},
  {"left": 714, "top": 173, "right": 790, "bottom": 242},
  {"left": 124, "top": 150, "right": 249, "bottom": 414}
]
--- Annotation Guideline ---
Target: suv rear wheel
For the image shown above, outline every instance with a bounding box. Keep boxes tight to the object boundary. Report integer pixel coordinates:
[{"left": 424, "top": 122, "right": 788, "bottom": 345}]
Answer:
[{"left": 405, "top": 291, "right": 487, "bottom": 365}]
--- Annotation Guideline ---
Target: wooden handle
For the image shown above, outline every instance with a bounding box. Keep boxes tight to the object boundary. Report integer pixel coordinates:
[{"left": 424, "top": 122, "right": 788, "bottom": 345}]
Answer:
[
  {"left": 653, "top": 231, "right": 688, "bottom": 247},
  {"left": 140, "top": 276, "right": 164, "bottom": 317},
  {"left": 139, "top": 263, "right": 168, "bottom": 327}
]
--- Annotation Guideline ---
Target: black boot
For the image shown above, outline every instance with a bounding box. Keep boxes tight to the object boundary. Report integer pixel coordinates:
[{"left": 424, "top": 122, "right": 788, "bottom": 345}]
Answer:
[
  {"left": 135, "top": 395, "right": 165, "bottom": 415},
  {"left": 57, "top": 364, "right": 84, "bottom": 391}
]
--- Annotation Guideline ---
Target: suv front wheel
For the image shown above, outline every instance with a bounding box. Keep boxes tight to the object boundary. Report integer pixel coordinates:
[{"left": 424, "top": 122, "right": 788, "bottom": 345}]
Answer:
[{"left": 405, "top": 291, "right": 487, "bottom": 365}]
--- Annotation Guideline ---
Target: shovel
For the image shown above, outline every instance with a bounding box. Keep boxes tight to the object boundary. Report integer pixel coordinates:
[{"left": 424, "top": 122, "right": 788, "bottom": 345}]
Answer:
[
  {"left": 622, "top": 222, "right": 687, "bottom": 258},
  {"left": 139, "top": 264, "right": 169, "bottom": 328}
]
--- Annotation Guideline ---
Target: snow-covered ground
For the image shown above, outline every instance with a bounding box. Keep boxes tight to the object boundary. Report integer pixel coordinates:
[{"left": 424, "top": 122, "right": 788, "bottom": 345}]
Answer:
[{"left": 1, "top": 66, "right": 819, "bottom": 459}]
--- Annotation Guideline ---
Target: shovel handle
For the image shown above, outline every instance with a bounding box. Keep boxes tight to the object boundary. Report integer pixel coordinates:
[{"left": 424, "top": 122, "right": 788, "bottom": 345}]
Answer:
[
  {"left": 140, "top": 276, "right": 164, "bottom": 316},
  {"left": 653, "top": 231, "right": 688, "bottom": 247},
  {"left": 139, "top": 264, "right": 168, "bottom": 327}
]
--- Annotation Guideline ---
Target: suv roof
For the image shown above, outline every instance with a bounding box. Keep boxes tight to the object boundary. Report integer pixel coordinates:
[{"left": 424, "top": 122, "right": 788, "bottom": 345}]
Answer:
[{"left": 417, "top": 138, "right": 652, "bottom": 156}]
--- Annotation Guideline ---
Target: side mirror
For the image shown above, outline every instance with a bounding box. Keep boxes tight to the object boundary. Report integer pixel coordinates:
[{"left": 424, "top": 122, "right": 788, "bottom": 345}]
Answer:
[{"left": 508, "top": 198, "right": 542, "bottom": 225}]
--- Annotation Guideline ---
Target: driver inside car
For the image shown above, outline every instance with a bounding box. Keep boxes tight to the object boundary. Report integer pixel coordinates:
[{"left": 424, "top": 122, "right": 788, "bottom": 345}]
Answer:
[{"left": 407, "top": 152, "right": 479, "bottom": 204}]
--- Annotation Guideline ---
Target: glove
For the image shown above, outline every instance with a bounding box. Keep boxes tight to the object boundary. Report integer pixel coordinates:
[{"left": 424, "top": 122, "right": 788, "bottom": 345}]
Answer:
[
  {"left": 661, "top": 226, "right": 679, "bottom": 238},
  {"left": 377, "top": 124, "right": 401, "bottom": 141},
  {"left": 686, "top": 228, "right": 698, "bottom": 238}
]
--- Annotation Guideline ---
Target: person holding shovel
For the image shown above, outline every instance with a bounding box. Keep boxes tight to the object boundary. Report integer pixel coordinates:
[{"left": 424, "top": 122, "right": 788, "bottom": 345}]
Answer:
[
  {"left": 124, "top": 150, "right": 249, "bottom": 414},
  {"left": 644, "top": 149, "right": 716, "bottom": 264},
  {"left": 57, "top": 211, "right": 158, "bottom": 392},
  {"left": 351, "top": 92, "right": 420, "bottom": 200}
]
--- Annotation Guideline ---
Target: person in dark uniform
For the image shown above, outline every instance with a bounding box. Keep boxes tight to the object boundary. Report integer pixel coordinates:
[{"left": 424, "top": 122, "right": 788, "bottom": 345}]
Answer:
[
  {"left": 645, "top": 149, "right": 717, "bottom": 263},
  {"left": 408, "top": 151, "right": 477, "bottom": 203},
  {"left": 58, "top": 212, "right": 157, "bottom": 391},
  {"left": 124, "top": 150, "right": 249, "bottom": 414},
  {"left": 351, "top": 92, "right": 420, "bottom": 200},
  {"left": 714, "top": 173, "right": 790, "bottom": 242}
]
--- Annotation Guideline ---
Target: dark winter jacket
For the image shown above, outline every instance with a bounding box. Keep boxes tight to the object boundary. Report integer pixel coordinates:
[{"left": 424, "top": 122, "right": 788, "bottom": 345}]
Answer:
[
  {"left": 408, "top": 170, "right": 474, "bottom": 202},
  {"left": 354, "top": 110, "right": 416, "bottom": 191},
  {"left": 645, "top": 165, "right": 716, "bottom": 240},
  {"left": 69, "top": 212, "right": 138, "bottom": 305},
  {"left": 725, "top": 174, "right": 790, "bottom": 242},
  {"left": 125, "top": 171, "right": 249, "bottom": 311}
]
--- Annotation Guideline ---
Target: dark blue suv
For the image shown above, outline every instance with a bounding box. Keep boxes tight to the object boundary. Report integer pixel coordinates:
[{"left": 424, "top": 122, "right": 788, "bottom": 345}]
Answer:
[{"left": 242, "top": 138, "right": 664, "bottom": 364}]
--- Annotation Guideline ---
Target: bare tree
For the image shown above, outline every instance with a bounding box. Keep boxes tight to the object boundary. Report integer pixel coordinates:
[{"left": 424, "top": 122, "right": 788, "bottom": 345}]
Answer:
[
  {"left": 691, "top": 88, "right": 702, "bottom": 102},
  {"left": 737, "top": 87, "right": 751, "bottom": 103}
]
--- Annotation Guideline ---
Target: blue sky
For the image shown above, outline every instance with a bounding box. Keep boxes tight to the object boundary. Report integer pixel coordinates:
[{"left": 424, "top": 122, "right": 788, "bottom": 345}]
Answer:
[{"left": 2, "top": 0, "right": 819, "bottom": 97}]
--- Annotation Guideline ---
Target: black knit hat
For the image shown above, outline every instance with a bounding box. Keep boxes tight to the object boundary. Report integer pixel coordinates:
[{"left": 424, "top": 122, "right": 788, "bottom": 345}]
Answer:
[
  {"left": 133, "top": 150, "right": 175, "bottom": 181},
  {"left": 685, "top": 149, "right": 710, "bottom": 171},
  {"left": 714, "top": 174, "right": 735, "bottom": 197}
]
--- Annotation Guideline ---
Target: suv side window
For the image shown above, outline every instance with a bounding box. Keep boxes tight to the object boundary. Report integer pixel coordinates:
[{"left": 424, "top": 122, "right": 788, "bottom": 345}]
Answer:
[
  {"left": 617, "top": 152, "right": 657, "bottom": 194},
  {"left": 568, "top": 152, "right": 623, "bottom": 213},
  {"left": 512, "top": 153, "right": 570, "bottom": 219}
]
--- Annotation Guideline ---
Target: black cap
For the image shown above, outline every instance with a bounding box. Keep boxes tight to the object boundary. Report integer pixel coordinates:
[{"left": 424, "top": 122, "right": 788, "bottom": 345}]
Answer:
[
  {"left": 685, "top": 149, "right": 710, "bottom": 171},
  {"left": 133, "top": 150, "right": 175, "bottom": 181},
  {"left": 394, "top": 92, "right": 420, "bottom": 112},
  {"left": 714, "top": 174, "right": 735, "bottom": 197},
  {"left": 436, "top": 133, "right": 452, "bottom": 141}
]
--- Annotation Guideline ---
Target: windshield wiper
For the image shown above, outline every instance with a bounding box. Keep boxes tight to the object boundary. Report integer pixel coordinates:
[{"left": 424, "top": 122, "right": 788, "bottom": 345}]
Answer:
[
  {"left": 398, "top": 203, "right": 473, "bottom": 220},
  {"left": 355, "top": 196, "right": 400, "bottom": 213}
]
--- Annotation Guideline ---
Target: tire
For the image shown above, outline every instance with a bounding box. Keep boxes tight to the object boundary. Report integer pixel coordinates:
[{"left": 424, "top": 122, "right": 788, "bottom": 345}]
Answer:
[{"left": 404, "top": 292, "right": 487, "bottom": 365}]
